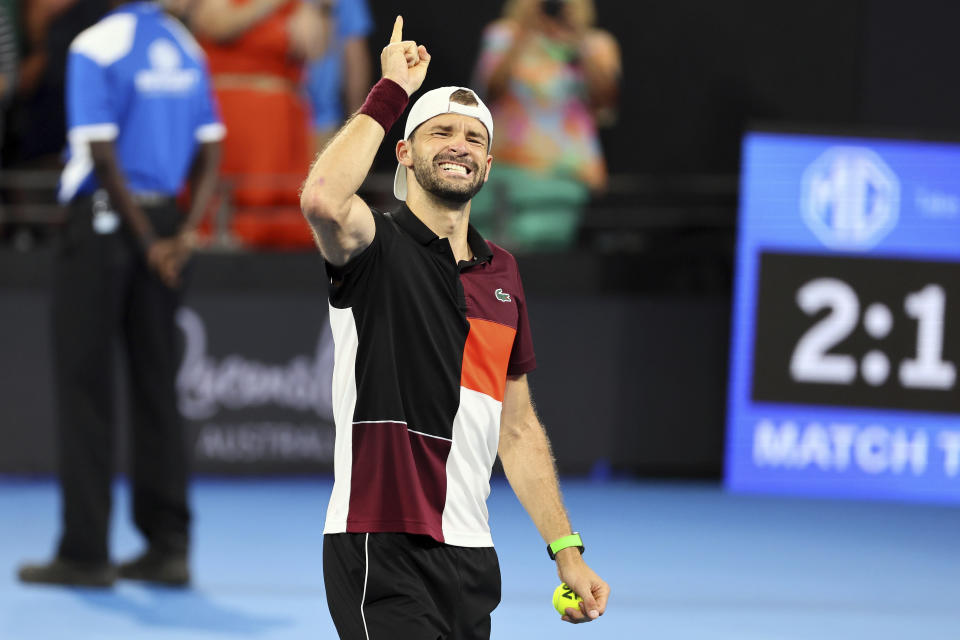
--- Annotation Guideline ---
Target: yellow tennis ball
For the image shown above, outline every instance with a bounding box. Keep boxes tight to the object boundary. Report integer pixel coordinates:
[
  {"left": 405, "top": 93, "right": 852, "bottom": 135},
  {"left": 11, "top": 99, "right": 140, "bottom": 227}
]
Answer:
[{"left": 552, "top": 582, "right": 583, "bottom": 616}]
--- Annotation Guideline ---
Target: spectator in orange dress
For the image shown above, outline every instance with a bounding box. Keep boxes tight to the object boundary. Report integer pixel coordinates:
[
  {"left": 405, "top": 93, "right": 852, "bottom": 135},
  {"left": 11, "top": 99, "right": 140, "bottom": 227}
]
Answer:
[{"left": 188, "top": 0, "right": 328, "bottom": 249}]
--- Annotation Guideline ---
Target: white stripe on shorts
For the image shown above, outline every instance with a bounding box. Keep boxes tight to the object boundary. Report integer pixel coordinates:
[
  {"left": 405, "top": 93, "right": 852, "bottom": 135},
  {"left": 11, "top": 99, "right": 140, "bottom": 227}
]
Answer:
[{"left": 361, "top": 533, "right": 370, "bottom": 640}]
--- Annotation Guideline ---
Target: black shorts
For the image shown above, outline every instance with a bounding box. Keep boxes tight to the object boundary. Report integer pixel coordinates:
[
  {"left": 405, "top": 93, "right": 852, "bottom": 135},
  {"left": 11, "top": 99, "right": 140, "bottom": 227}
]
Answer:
[{"left": 323, "top": 533, "right": 501, "bottom": 640}]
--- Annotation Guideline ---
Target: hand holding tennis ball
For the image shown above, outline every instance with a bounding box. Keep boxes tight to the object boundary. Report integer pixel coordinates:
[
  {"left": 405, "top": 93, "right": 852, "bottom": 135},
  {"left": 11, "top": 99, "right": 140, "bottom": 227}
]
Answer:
[
  {"left": 554, "top": 549, "right": 610, "bottom": 622},
  {"left": 553, "top": 582, "right": 584, "bottom": 616}
]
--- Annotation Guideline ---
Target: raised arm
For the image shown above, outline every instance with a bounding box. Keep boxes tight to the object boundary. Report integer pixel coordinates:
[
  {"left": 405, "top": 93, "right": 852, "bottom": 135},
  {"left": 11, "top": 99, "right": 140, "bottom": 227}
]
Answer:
[
  {"left": 580, "top": 30, "right": 620, "bottom": 117},
  {"left": 498, "top": 374, "right": 610, "bottom": 624},
  {"left": 479, "top": 18, "right": 536, "bottom": 102},
  {"left": 299, "top": 15, "right": 430, "bottom": 266}
]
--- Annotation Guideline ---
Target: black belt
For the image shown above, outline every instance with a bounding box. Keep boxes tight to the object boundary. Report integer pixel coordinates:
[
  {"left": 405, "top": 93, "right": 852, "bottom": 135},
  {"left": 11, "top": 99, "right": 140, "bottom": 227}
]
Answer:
[
  {"left": 75, "top": 190, "right": 175, "bottom": 207},
  {"left": 131, "top": 192, "right": 176, "bottom": 207}
]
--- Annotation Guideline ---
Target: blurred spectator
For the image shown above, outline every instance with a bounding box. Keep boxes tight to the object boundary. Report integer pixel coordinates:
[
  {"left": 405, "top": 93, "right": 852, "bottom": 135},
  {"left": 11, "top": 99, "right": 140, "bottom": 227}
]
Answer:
[
  {"left": 4, "top": 0, "right": 109, "bottom": 169},
  {"left": 0, "top": 2, "right": 14, "bottom": 231},
  {"left": 303, "top": 0, "right": 373, "bottom": 152},
  {"left": 0, "top": 3, "right": 15, "bottom": 158},
  {"left": 471, "top": 0, "right": 620, "bottom": 252},
  {"left": 2, "top": 0, "right": 108, "bottom": 249},
  {"left": 0, "top": 0, "right": 18, "bottom": 46},
  {"left": 18, "top": 0, "right": 223, "bottom": 588},
  {"left": 189, "top": 0, "right": 328, "bottom": 249}
]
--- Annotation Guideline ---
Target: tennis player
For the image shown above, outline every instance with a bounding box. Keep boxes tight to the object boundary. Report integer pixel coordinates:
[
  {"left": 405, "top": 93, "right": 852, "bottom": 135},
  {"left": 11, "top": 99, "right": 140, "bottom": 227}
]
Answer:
[{"left": 301, "top": 16, "right": 609, "bottom": 639}]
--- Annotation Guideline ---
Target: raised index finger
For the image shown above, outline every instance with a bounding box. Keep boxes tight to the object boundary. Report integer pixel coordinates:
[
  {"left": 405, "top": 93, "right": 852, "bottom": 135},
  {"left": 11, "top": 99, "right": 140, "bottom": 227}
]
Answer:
[{"left": 390, "top": 15, "right": 403, "bottom": 43}]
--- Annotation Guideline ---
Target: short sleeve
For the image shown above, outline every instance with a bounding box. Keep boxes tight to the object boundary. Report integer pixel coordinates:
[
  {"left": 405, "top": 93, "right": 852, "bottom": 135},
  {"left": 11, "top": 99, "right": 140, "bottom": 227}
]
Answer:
[
  {"left": 65, "top": 51, "right": 119, "bottom": 139},
  {"left": 193, "top": 61, "right": 225, "bottom": 143},
  {"left": 325, "top": 209, "right": 387, "bottom": 308},
  {"left": 337, "top": 0, "right": 373, "bottom": 39},
  {"left": 507, "top": 268, "right": 536, "bottom": 375}
]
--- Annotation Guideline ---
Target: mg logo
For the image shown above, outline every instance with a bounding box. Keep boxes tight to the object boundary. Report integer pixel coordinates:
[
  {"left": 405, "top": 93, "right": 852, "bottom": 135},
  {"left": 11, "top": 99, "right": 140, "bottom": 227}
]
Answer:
[{"left": 800, "top": 147, "right": 900, "bottom": 250}]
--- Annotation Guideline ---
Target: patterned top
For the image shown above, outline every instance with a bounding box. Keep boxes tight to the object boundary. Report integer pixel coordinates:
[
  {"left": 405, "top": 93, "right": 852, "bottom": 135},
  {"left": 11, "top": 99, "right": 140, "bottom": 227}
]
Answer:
[{"left": 475, "top": 20, "right": 607, "bottom": 189}]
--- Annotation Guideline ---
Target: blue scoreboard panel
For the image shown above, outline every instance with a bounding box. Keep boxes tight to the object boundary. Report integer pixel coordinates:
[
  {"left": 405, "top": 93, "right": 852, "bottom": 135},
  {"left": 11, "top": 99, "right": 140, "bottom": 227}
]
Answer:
[{"left": 726, "top": 131, "right": 960, "bottom": 503}]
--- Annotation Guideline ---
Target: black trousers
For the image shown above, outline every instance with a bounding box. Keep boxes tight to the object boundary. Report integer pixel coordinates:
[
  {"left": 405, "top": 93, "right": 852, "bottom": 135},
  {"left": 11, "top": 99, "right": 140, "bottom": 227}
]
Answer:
[
  {"left": 324, "top": 533, "right": 501, "bottom": 640},
  {"left": 53, "top": 195, "right": 190, "bottom": 564}
]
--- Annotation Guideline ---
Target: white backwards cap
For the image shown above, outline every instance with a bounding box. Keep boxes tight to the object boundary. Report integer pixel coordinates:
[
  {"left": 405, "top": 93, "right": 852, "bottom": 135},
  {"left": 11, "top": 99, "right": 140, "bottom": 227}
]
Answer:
[{"left": 393, "top": 86, "right": 494, "bottom": 201}]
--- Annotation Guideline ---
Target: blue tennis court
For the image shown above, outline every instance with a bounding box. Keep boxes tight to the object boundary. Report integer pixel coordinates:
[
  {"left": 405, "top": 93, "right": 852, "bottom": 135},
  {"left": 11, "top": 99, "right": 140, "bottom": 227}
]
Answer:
[{"left": 2, "top": 477, "right": 957, "bottom": 639}]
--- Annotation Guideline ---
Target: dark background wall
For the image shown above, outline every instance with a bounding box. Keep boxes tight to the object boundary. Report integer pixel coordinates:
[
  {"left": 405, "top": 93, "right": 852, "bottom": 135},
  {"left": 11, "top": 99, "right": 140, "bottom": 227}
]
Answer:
[
  {"left": 366, "top": 0, "right": 960, "bottom": 174},
  {"left": 0, "top": 251, "right": 728, "bottom": 477}
]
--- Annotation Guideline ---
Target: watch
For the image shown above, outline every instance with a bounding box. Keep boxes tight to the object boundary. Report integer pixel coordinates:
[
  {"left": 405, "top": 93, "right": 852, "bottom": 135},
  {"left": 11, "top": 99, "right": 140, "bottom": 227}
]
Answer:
[{"left": 547, "top": 532, "right": 585, "bottom": 560}]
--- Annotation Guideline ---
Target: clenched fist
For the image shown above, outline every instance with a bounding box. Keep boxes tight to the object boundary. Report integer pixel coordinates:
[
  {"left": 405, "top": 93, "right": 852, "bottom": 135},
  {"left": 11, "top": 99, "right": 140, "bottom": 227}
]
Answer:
[{"left": 380, "top": 16, "right": 431, "bottom": 96}]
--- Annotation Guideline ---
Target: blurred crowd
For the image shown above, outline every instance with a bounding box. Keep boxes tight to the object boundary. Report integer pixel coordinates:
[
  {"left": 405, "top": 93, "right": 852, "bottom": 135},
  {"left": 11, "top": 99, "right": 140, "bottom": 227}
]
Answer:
[{"left": 0, "top": 0, "right": 619, "bottom": 253}]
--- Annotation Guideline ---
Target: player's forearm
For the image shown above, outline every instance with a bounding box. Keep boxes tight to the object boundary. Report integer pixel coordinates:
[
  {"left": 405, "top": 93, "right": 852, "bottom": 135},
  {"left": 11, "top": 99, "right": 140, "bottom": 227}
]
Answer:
[
  {"left": 302, "top": 66, "right": 411, "bottom": 222},
  {"left": 300, "top": 113, "right": 384, "bottom": 223},
  {"left": 499, "top": 416, "right": 574, "bottom": 545}
]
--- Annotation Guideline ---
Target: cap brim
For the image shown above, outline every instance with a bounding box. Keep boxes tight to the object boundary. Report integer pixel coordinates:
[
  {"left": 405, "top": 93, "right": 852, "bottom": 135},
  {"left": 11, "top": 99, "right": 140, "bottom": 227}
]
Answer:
[{"left": 393, "top": 163, "right": 407, "bottom": 201}]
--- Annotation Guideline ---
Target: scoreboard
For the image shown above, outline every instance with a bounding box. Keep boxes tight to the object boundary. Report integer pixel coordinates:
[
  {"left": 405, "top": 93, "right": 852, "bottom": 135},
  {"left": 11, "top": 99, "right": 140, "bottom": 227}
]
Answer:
[{"left": 726, "top": 131, "right": 960, "bottom": 503}]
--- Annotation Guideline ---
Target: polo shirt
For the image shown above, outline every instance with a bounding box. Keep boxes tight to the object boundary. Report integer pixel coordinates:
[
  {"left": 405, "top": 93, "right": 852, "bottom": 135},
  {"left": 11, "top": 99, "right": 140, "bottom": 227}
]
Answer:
[
  {"left": 323, "top": 206, "right": 536, "bottom": 547},
  {"left": 58, "top": 1, "right": 224, "bottom": 203}
]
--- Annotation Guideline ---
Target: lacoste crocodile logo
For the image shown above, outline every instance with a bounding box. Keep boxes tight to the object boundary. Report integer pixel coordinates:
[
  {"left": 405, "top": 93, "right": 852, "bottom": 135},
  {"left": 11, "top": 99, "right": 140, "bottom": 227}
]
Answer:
[{"left": 495, "top": 288, "right": 511, "bottom": 302}]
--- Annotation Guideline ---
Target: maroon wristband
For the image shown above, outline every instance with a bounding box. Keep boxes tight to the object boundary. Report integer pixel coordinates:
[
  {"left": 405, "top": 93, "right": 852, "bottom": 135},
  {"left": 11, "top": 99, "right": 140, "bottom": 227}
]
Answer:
[{"left": 359, "top": 78, "right": 409, "bottom": 133}]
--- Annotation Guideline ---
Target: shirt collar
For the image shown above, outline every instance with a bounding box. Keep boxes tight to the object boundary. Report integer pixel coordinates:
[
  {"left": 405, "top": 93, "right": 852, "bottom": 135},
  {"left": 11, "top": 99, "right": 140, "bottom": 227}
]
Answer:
[{"left": 392, "top": 205, "right": 494, "bottom": 264}]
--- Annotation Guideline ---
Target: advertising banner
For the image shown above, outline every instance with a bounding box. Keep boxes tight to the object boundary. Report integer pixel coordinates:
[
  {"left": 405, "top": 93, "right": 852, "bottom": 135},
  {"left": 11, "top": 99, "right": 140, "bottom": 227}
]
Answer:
[{"left": 175, "top": 295, "right": 336, "bottom": 474}]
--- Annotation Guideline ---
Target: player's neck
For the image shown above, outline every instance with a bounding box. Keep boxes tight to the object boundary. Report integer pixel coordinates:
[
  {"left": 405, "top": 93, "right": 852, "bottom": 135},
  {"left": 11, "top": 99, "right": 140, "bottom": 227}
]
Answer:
[{"left": 407, "top": 193, "right": 473, "bottom": 262}]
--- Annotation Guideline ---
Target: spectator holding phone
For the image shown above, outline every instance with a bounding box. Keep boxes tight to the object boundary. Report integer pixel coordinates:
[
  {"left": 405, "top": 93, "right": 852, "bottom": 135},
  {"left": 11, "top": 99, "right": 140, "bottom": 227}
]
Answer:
[{"left": 472, "top": 0, "right": 620, "bottom": 251}]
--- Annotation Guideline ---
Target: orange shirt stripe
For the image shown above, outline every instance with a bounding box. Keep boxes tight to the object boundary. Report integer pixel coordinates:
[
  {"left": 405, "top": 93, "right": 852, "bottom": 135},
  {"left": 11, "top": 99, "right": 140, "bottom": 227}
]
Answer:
[{"left": 461, "top": 318, "right": 516, "bottom": 402}]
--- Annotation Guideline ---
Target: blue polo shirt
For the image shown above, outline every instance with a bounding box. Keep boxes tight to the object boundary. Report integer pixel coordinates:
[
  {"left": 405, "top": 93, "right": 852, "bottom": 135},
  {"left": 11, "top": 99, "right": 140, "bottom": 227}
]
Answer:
[
  {"left": 304, "top": 0, "right": 373, "bottom": 130},
  {"left": 59, "top": 1, "right": 224, "bottom": 203}
]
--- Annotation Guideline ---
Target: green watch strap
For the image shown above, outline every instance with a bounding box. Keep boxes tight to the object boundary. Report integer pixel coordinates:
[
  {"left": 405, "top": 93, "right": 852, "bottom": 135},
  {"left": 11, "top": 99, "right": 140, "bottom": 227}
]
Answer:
[{"left": 547, "top": 532, "right": 584, "bottom": 560}]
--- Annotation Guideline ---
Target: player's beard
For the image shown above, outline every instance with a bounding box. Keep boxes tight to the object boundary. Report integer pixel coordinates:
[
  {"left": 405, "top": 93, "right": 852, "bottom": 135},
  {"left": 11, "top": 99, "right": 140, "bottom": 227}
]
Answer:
[{"left": 411, "top": 152, "right": 487, "bottom": 204}]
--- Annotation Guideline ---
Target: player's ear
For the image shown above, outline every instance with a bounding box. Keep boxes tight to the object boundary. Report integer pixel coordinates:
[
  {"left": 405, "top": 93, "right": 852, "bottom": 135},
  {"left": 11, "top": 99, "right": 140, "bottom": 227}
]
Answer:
[
  {"left": 396, "top": 139, "right": 414, "bottom": 168},
  {"left": 483, "top": 154, "right": 493, "bottom": 184}
]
